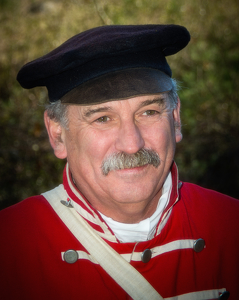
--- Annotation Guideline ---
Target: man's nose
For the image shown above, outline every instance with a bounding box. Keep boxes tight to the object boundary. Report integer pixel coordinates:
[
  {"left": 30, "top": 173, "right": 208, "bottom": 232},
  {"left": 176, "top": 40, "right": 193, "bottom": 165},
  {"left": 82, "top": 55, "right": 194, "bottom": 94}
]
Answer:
[{"left": 115, "top": 119, "right": 145, "bottom": 154}]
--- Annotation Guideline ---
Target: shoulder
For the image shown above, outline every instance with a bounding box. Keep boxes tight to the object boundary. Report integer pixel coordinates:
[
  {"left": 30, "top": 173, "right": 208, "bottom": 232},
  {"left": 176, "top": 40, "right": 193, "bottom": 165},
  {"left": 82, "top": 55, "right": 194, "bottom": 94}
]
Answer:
[
  {"left": 0, "top": 195, "right": 52, "bottom": 221},
  {"left": 179, "top": 182, "right": 239, "bottom": 229},
  {"left": 180, "top": 181, "right": 239, "bottom": 206},
  {"left": 0, "top": 194, "right": 58, "bottom": 241}
]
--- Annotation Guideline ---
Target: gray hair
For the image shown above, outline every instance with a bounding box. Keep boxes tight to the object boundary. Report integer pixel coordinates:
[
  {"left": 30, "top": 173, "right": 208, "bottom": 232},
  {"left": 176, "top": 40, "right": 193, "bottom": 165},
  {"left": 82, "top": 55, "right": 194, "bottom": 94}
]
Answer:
[
  {"left": 45, "top": 101, "right": 69, "bottom": 129},
  {"left": 101, "top": 148, "right": 160, "bottom": 176},
  {"left": 168, "top": 78, "right": 179, "bottom": 110},
  {"left": 45, "top": 78, "right": 179, "bottom": 128}
]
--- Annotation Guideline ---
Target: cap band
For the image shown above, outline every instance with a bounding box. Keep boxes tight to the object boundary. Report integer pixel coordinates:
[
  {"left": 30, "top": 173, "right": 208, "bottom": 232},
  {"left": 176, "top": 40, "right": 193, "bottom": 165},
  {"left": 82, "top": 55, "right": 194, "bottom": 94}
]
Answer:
[{"left": 61, "top": 68, "right": 172, "bottom": 105}]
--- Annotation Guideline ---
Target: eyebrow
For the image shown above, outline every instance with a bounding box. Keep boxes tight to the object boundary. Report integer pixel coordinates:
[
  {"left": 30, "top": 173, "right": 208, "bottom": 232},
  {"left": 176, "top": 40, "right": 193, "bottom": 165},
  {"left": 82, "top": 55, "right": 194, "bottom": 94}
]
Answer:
[
  {"left": 82, "top": 95, "right": 167, "bottom": 118},
  {"left": 138, "top": 95, "right": 167, "bottom": 109},
  {"left": 83, "top": 106, "right": 112, "bottom": 118}
]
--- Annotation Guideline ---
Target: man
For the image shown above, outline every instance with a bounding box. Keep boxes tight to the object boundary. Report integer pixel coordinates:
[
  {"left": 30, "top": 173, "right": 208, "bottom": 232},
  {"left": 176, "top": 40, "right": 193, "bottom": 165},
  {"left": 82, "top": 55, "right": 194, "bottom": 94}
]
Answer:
[{"left": 0, "top": 24, "right": 238, "bottom": 300}]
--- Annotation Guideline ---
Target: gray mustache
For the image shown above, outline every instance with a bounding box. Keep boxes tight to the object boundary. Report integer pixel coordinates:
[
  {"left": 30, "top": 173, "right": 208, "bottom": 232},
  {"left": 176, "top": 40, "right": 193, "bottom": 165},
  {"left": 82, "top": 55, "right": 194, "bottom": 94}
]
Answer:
[{"left": 101, "top": 148, "right": 160, "bottom": 175}]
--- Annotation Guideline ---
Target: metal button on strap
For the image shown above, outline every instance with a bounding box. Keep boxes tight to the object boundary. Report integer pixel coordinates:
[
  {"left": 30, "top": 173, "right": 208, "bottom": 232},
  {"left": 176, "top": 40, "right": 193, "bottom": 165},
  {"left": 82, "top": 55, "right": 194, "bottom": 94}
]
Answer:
[
  {"left": 64, "top": 250, "right": 78, "bottom": 264},
  {"left": 60, "top": 200, "right": 73, "bottom": 208},
  {"left": 218, "top": 291, "right": 230, "bottom": 299},
  {"left": 193, "top": 238, "right": 205, "bottom": 253},
  {"left": 141, "top": 249, "right": 152, "bottom": 263}
]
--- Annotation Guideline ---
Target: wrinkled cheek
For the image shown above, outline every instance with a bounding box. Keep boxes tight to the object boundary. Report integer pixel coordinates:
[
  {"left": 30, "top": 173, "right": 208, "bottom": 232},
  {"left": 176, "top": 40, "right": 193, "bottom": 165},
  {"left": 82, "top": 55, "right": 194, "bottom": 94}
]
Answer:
[{"left": 156, "top": 131, "right": 175, "bottom": 160}]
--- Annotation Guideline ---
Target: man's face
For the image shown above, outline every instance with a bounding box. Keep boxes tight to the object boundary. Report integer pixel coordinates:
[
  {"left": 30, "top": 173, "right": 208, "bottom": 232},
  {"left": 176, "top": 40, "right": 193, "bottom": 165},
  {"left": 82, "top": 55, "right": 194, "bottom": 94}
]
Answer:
[{"left": 50, "top": 94, "right": 182, "bottom": 222}]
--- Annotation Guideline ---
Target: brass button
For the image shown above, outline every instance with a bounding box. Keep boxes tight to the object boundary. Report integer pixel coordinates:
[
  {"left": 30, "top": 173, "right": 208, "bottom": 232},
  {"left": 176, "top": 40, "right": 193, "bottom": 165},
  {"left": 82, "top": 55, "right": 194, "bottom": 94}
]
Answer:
[
  {"left": 193, "top": 238, "right": 205, "bottom": 253},
  {"left": 141, "top": 249, "right": 152, "bottom": 263},
  {"left": 64, "top": 250, "right": 78, "bottom": 264},
  {"left": 219, "top": 291, "right": 230, "bottom": 299}
]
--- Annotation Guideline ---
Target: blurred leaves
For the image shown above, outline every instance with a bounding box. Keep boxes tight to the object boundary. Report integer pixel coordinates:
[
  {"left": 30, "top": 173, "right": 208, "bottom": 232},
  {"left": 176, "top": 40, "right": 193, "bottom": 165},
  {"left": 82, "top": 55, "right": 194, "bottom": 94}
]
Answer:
[{"left": 0, "top": 0, "right": 239, "bottom": 209}]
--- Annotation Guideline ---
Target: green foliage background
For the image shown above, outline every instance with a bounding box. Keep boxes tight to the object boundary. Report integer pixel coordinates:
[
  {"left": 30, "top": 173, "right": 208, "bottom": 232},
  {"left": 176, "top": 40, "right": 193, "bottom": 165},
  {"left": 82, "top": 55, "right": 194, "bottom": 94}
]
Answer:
[{"left": 0, "top": 0, "right": 239, "bottom": 209}]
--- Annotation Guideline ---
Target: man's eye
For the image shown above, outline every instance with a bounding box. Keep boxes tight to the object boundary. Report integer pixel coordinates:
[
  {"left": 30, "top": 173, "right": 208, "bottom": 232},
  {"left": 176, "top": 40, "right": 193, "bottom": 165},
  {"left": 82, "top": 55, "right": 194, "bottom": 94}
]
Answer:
[
  {"left": 143, "top": 110, "right": 158, "bottom": 116},
  {"left": 95, "top": 116, "right": 110, "bottom": 123}
]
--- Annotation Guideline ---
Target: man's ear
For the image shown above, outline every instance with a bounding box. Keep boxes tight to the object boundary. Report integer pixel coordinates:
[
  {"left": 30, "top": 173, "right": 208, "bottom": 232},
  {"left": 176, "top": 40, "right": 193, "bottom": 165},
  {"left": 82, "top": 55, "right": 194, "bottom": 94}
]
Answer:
[
  {"left": 44, "top": 111, "right": 67, "bottom": 159},
  {"left": 173, "top": 97, "right": 183, "bottom": 143}
]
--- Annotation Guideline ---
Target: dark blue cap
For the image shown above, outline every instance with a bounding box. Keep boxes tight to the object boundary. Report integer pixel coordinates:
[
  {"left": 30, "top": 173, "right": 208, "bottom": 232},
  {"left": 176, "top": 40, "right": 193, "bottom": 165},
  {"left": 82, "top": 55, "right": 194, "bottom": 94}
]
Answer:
[{"left": 17, "top": 24, "right": 190, "bottom": 103}]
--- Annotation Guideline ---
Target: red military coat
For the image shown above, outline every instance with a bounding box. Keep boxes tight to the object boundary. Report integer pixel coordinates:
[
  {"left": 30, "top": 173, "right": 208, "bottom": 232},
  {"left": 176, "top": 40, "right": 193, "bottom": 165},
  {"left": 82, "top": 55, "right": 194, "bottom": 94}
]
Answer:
[{"left": 0, "top": 163, "right": 238, "bottom": 299}]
